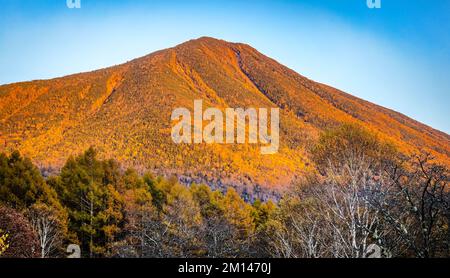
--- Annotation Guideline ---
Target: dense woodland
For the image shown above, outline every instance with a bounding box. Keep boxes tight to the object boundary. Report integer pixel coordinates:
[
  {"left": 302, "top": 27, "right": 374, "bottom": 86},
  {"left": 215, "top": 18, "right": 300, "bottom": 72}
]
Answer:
[{"left": 0, "top": 124, "right": 448, "bottom": 258}]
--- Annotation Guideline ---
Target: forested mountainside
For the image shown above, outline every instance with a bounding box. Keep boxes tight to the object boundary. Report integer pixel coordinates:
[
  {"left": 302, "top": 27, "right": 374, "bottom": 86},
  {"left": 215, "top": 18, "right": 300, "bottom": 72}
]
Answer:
[{"left": 1, "top": 37, "right": 448, "bottom": 192}]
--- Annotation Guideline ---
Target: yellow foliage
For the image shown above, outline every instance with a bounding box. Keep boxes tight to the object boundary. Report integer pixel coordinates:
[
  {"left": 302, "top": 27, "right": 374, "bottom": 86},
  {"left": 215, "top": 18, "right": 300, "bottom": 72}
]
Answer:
[
  {"left": 0, "top": 229, "right": 9, "bottom": 256},
  {"left": 220, "top": 188, "right": 255, "bottom": 235}
]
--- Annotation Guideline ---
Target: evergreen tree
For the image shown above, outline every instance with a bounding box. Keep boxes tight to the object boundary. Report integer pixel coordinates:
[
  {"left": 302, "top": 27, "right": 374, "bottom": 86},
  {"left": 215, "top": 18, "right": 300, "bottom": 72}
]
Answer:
[
  {"left": 55, "top": 147, "right": 124, "bottom": 257},
  {"left": 0, "top": 151, "right": 61, "bottom": 210}
]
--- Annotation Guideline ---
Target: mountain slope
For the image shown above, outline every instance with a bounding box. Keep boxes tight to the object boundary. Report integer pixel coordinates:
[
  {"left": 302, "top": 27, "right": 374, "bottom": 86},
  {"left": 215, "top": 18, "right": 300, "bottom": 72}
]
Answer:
[{"left": 1, "top": 37, "right": 449, "bottom": 194}]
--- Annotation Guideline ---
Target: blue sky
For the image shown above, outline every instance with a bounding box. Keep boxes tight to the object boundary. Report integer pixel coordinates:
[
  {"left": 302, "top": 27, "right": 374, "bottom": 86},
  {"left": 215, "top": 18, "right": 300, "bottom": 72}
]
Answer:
[{"left": 0, "top": 0, "right": 449, "bottom": 133}]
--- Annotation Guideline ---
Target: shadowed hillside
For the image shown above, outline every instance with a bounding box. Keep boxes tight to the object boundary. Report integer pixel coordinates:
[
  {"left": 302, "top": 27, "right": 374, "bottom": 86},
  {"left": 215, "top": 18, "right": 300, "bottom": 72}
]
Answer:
[{"left": 1, "top": 37, "right": 449, "bottom": 194}]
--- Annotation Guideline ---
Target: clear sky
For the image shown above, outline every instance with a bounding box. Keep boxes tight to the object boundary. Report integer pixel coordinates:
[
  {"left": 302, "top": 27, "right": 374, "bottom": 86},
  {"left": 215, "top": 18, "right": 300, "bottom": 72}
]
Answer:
[{"left": 0, "top": 0, "right": 449, "bottom": 133}]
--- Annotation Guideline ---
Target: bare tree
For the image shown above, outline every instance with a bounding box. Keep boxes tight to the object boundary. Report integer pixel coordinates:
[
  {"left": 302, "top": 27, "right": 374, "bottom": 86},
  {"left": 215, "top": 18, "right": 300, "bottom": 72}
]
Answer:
[
  {"left": 118, "top": 187, "right": 168, "bottom": 258},
  {"left": 27, "top": 203, "right": 63, "bottom": 258},
  {"left": 162, "top": 188, "right": 203, "bottom": 257},
  {"left": 200, "top": 216, "right": 241, "bottom": 258},
  {"left": 317, "top": 163, "right": 380, "bottom": 258},
  {"left": 265, "top": 195, "right": 330, "bottom": 258},
  {"left": 267, "top": 153, "right": 449, "bottom": 258},
  {"left": 369, "top": 154, "right": 449, "bottom": 257},
  {"left": 120, "top": 184, "right": 202, "bottom": 258},
  {"left": 137, "top": 212, "right": 169, "bottom": 258},
  {"left": 267, "top": 134, "right": 388, "bottom": 258}
]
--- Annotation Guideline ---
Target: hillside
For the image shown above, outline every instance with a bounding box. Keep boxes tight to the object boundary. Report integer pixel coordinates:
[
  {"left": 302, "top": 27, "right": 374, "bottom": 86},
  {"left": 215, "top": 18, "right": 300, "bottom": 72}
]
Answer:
[{"left": 1, "top": 37, "right": 449, "bottom": 194}]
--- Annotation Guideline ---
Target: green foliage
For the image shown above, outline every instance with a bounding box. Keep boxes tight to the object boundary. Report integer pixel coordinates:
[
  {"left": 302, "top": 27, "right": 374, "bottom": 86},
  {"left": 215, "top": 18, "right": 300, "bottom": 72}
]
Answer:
[
  {"left": 0, "top": 147, "right": 275, "bottom": 258},
  {"left": 191, "top": 183, "right": 223, "bottom": 218},
  {"left": 55, "top": 147, "right": 124, "bottom": 257},
  {"left": 0, "top": 151, "right": 60, "bottom": 210},
  {"left": 0, "top": 151, "right": 69, "bottom": 258},
  {"left": 143, "top": 174, "right": 167, "bottom": 213},
  {"left": 1, "top": 148, "right": 271, "bottom": 258},
  {"left": 121, "top": 168, "right": 144, "bottom": 191},
  {"left": 252, "top": 199, "right": 276, "bottom": 230}
]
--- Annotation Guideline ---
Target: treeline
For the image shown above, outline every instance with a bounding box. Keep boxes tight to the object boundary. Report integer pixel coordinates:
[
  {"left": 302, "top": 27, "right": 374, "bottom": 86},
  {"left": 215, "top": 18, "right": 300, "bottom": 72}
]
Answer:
[
  {"left": 0, "top": 147, "right": 274, "bottom": 258},
  {"left": 0, "top": 124, "right": 448, "bottom": 258}
]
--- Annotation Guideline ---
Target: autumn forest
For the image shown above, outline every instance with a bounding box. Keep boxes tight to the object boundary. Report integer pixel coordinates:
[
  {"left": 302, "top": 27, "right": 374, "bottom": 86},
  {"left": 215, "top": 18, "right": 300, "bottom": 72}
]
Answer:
[{"left": 0, "top": 124, "right": 448, "bottom": 258}]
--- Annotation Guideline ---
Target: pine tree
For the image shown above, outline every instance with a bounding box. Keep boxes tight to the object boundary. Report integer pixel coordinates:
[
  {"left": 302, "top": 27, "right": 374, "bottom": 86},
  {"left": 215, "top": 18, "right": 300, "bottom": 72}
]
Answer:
[
  {"left": 55, "top": 147, "right": 124, "bottom": 257},
  {"left": 0, "top": 151, "right": 61, "bottom": 210}
]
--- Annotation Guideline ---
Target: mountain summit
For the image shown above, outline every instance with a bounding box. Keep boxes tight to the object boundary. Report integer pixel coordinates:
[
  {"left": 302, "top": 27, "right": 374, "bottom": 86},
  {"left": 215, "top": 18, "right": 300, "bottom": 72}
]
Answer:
[{"left": 1, "top": 37, "right": 449, "bottom": 193}]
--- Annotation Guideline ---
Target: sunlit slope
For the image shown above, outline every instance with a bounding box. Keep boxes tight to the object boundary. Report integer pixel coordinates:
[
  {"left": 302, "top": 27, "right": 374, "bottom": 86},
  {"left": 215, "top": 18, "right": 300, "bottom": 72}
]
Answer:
[{"left": 1, "top": 37, "right": 448, "bottom": 190}]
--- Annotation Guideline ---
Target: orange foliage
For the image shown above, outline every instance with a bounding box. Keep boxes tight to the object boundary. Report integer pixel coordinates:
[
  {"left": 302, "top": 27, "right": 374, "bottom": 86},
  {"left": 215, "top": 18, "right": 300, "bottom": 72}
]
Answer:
[{"left": 0, "top": 37, "right": 448, "bottom": 191}]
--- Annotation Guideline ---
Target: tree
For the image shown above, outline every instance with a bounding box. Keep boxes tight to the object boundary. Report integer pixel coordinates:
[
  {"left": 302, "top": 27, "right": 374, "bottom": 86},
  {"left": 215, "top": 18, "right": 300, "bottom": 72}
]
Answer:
[
  {"left": 119, "top": 177, "right": 203, "bottom": 258},
  {"left": 162, "top": 182, "right": 203, "bottom": 257},
  {"left": 115, "top": 182, "right": 154, "bottom": 258},
  {"left": 265, "top": 193, "right": 330, "bottom": 258},
  {"left": 121, "top": 168, "right": 145, "bottom": 191},
  {"left": 250, "top": 199, "right": 277, "bottom": 257},
  {"left": 265, "top": 124, "right": 396, "bottom": 258},
  {"left": 369, "top": 154, "right": 449, "bottom": 257},
  {"left": 309, "top": 124, "right": 394, "bottom": 258},
  {"left": 217, "top": 188, "right": 257, "bottom": 257},
  {"left": 220, "top": 188, "right": 255, "bottom": 236},
  {"left": 265, "top": 124, "right": 449, "bottom": 258},
  {"left": 144, "top": 175, "right": 168, "bottom": 214},
  {"left": 191, "top": 184, "right": 239, "bottom": 258},
  {"left": 252, "top": 199, "right": 276, "bottom": 230},
  {"left": 0, "top": 206, "right": 39, "bottom": 258},
  {"left": 0, "top": 151, "right": 61, "bottom": 210},
  {"left": 316, "top": 168, "right": 380, "bottom": 258},
  {"left": 55, "top": 147, "right": 124, "bottom": 257},
  {"left": 312, "top": 123, "right": 396, "bottom": 174},
  {"left": 26, "top": 202, "right": 67, "bottom": 258}
]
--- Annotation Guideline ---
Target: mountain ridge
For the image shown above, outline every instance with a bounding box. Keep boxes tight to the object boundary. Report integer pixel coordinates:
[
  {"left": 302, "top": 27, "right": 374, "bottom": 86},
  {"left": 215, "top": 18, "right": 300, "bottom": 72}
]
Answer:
[{"left": 1, "top": 37, "right": 449, "bottom": 193}]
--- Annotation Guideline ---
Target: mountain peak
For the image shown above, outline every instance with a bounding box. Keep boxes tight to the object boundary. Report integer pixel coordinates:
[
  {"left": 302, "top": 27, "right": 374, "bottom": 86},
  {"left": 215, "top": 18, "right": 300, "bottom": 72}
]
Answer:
[
  {"left": 185, "top": 36, "right": 234, "bottom": 44},
  {"left": 174, "top": 36, "right": 236, "bottom": 52},
  {"left": 174, "top": 36, "right": 253, "bottom": 52}
]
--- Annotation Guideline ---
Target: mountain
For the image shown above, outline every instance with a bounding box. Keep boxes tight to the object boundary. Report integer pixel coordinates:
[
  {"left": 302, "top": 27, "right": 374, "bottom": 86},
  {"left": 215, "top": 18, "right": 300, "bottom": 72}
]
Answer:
[{"left": 1, "top": 37, "right": 449, "bottom": 195}]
